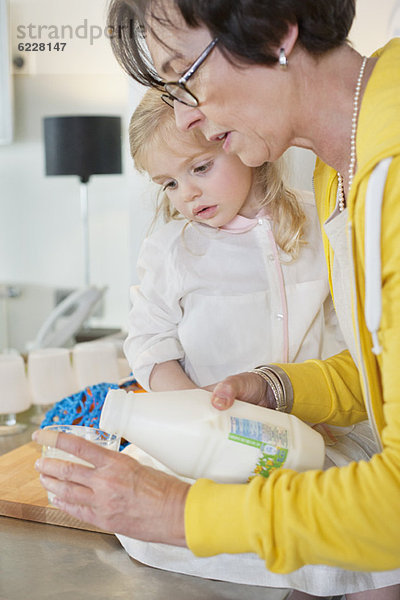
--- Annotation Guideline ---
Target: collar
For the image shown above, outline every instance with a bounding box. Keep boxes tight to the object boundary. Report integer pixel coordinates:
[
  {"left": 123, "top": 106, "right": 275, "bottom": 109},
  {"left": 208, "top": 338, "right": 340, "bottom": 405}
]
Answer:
[{"left": 219, "top": 208, "right": 268, "bottom": 234}]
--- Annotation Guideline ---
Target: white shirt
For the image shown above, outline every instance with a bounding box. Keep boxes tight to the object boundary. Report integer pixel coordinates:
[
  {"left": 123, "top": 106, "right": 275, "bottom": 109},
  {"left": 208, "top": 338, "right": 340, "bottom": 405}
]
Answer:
[
  {"left": 324, "top": 199, "right": 358, "bottom": 363},
  {"left": 124, "top": 193, "right": 344, "bottom": 389}
]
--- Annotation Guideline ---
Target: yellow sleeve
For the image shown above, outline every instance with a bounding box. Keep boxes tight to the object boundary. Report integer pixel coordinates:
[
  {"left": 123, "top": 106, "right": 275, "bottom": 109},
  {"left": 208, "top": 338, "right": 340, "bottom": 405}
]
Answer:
[
  {"left": 275, "top": 349, "right": 368, "bottom": 426},
  {"left": 185, "top": 449, "right": 400, "bottom": 572},
  {"left": 185, "top": 158, "right": 400, "bottom": 574}
]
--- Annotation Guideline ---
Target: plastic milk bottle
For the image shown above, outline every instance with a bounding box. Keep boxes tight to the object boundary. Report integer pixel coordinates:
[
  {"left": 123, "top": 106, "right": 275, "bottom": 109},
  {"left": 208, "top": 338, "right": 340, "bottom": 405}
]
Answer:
[{"left": 100, "top": 388, "right": 325, "bottom": 482}]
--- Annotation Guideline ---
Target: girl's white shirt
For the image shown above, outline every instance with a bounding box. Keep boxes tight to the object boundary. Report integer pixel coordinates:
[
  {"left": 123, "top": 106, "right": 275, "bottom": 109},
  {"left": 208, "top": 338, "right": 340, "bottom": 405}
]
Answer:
[{"left": 124, "top": 191, "right": 345, "bottom": 390}]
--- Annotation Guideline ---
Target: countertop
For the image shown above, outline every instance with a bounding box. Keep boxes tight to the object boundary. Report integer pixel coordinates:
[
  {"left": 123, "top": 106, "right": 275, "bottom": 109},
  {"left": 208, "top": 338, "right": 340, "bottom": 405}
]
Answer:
[{"left": 0, "top": 407, "right": 289, "bottom": 600}]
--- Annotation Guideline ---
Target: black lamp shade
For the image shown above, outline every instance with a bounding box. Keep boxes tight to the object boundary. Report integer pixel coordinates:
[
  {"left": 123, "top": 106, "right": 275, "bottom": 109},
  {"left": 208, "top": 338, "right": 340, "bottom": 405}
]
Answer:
[{"left": 43, "top": 116, "right": 122, "bottom": 183}]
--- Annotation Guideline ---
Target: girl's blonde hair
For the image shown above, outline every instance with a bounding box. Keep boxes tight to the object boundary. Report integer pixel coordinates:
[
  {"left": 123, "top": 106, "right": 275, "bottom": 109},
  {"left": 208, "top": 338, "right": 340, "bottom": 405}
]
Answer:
[{"left": 129, "top": 88, "right": 305, "bottom": 259}]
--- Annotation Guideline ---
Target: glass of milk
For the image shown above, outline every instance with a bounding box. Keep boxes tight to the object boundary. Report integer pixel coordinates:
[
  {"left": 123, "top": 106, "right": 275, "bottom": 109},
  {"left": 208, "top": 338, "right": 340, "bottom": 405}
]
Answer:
[{"left": 41, "top": 424, "right": 120, "bottom": 505}]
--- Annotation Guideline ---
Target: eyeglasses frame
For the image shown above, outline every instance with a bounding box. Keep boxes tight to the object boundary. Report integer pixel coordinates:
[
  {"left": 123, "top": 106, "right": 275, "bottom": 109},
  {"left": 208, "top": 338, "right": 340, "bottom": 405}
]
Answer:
[{"left": 161, "top": 37, "right": 218, "bottom": 108}]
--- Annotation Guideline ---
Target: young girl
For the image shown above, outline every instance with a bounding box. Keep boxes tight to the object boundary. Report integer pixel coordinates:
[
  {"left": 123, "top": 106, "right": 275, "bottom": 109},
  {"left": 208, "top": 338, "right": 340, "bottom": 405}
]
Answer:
[
  {"left": 121, "top": 89, "right": 390, "bottom": 600},
  {"left": 124, "top": 88, "right": 343, "bottom": 392}
]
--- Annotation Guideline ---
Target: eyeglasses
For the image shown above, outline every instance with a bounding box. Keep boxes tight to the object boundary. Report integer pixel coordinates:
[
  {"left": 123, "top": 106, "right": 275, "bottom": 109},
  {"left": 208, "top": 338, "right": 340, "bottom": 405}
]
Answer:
[{"left": 161, "top": 38, "right": 218, "bottom": 108}]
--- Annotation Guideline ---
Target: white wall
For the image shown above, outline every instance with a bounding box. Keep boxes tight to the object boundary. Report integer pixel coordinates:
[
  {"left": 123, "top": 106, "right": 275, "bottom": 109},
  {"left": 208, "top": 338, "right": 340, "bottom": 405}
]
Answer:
[
  {"left": 285, "top": 0, "right": 400, "bottom": 192},
  {"left": 1, "top": 0, "right": 399, "bottom": 351},
  {"left": 0, "top": 0, "right": 154, "bottom": 351},
  {"left": 0, "top": 0, "right": 13, "bottom": 143},
  {"left": 351, "top": 0, "right": 399, "bottom": 55}
]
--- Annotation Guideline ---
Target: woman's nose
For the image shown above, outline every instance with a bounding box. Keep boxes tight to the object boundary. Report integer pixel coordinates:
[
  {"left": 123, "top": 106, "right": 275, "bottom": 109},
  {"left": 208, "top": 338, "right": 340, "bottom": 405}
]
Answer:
[{"left": 174, "top": 101, "right": 205, "bottom": 131}]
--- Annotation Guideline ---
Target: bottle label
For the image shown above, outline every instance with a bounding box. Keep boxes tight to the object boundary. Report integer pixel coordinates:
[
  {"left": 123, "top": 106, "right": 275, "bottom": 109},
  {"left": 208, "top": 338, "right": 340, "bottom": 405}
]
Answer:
[{"left": 228, "top": 417, "right": 288, "bottom": 479}]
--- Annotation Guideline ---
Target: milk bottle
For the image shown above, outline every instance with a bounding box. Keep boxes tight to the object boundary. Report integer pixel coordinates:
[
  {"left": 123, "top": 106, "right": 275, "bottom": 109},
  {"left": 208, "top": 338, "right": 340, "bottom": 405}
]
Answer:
[{"left": 100, "top": 388, "right": 325, "bottom": 483}]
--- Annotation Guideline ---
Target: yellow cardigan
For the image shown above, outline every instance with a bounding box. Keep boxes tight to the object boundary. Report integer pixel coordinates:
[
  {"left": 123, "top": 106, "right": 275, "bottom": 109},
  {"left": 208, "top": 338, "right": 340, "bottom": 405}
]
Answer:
[{"left": 185, "top": 39, "right": 400, "bottom": 573}]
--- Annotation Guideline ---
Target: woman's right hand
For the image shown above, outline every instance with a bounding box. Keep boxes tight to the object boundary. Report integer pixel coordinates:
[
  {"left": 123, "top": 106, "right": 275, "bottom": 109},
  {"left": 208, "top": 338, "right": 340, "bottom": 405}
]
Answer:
[
  {"left": 33, "top": 428, "right": 190, "bottom": 546},
  {"left": 211, "top": 371, "right": 274, "bottom": 411}
]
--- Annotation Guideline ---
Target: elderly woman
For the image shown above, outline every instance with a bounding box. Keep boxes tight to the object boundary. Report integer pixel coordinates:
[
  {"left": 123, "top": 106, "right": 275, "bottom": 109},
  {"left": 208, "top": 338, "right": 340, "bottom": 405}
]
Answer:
[{"left": 34, "top": 2, "right": 400, "bottom": 598}]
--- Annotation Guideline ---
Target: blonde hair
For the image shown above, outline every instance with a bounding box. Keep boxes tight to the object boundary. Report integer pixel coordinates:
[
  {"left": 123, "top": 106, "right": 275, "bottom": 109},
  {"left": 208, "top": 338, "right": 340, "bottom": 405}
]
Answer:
[{"left": 129, "top": 88, "right": 305, "bottom": 259}]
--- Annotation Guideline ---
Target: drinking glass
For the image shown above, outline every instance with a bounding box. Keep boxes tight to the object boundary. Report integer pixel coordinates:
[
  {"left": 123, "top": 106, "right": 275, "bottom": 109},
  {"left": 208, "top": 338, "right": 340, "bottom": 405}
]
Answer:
[
  {"left": 41, "top": 424, "right": 120, "bottom": 504},
  {"left": 0, "top": 353, "right": 31, "bottom": 435},
  {"left": 72, "top": 342, "right": 120, "bottom": 388},
  {"left": 28, "top": 348, "right": 78, "bottom": 425}
]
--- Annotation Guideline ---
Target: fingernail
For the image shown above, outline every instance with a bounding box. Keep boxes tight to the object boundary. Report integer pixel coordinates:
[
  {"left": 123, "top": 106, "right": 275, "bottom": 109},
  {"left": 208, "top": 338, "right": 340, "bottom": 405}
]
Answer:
[
  {"left": 213, "top": 396, "right": 228, "bottom": 409},
  {"left": 34, "top": 459, "right": 42, "bottom": 471}
]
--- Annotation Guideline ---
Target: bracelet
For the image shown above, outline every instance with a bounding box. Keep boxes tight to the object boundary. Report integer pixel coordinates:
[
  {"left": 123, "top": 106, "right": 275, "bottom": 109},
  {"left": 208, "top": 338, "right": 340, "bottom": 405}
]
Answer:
[
  {"left": 250, "top": 365, "right": 293, "bottom": 413},
  {"left": 251, "top": 367, "right": 286, "bottom": 411}
]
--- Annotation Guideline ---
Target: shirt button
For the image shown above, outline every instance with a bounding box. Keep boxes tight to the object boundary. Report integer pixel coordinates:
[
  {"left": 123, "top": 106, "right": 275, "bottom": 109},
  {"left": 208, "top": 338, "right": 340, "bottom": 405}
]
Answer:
[
  {"left": 268, "top": 254, "right": 275, "bottom": 261},
  {"left": 258, "top": 218, "right": 263, "bottom": 225},
  {"left": 276, "top": 313, "right": 284, "bottom": 320}
]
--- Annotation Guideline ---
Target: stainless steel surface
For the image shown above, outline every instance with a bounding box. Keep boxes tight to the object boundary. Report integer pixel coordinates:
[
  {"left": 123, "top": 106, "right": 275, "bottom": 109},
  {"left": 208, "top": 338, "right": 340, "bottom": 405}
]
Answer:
[{"left": 0, "top": 408, "right": 289, "bottom": 600}]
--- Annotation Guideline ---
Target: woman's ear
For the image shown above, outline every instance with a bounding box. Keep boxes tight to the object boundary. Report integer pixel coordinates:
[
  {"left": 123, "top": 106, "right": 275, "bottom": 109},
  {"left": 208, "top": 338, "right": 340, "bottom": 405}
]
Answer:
[{"left": 279, "top": 22, "right": 299, "bottom": 59}]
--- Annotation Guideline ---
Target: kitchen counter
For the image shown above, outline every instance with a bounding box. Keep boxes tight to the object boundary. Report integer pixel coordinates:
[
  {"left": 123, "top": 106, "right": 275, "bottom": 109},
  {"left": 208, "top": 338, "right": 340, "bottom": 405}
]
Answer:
[{"left": 0, "top": 408, "right": 289, "bottom": 600}]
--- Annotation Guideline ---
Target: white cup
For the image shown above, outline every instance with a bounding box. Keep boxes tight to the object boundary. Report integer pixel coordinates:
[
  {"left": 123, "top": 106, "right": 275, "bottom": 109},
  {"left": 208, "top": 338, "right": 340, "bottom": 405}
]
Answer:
[
  {"left": 28, "top": 348, "right": 78, "bottom": 406},
  {"left": 41, "top": 424, "right": 121, "bottom": 505},
  {"left": 0, "top": 353, "right": 31, "bottom": 434},
  {"left": 118, "top": 356, "right": 131, "bottom": 380},
  {"left": 72, "top": 342, "right": 119, "bottom": 388}
]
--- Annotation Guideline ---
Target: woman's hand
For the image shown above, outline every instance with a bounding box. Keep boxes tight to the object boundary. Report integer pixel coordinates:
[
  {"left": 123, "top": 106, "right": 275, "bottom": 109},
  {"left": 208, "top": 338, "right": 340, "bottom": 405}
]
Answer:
[
  {"left": 211, "top": 371, "right": 273, "bottom": 410},
  {"left": 33, "top": 429, "right": 190, "bottom": 546}
]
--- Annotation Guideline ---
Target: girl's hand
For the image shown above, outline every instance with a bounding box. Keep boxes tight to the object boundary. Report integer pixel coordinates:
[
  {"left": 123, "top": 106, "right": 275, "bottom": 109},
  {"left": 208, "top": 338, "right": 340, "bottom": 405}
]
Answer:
[
  {"left": 211, "top": 371, "right": 272, "bottom": 410},
  {"left": 33, "top": 429, "right": 190, "bottom": 546}
]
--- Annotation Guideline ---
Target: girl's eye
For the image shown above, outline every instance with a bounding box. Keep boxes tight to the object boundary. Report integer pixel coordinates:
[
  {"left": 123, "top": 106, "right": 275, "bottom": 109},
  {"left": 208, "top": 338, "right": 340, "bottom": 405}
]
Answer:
[
  {"left": 194, "top": 160, "right": 213, "bottom": 174},
  {"left": 162, "top": 180, "right": 177, "bottom": 192}
]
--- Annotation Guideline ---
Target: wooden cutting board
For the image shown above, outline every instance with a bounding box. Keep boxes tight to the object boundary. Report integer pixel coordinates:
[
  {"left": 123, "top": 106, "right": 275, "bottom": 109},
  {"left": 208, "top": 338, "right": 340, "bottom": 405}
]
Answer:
[{"left": 0, "top": 441, "right": 109, "bottom": 533}]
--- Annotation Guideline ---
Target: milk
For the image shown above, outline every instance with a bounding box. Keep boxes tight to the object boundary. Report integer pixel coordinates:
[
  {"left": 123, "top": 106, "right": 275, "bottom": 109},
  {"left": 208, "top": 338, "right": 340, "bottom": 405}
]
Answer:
[
  {"left": 43, "top": 448, "right": 93, "bottom": 504},
  {"left": 100, "top": 388, "right": 325, "bottom": 483},
  {"left": 41, "top": 424, "right": 120, "bottom": 504}
]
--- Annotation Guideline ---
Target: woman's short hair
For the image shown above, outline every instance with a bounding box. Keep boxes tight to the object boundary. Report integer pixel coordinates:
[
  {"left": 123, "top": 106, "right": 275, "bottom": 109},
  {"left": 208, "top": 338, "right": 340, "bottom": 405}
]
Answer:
[{"left": 108, "top": 0, "right": 356, "bottom": 88}]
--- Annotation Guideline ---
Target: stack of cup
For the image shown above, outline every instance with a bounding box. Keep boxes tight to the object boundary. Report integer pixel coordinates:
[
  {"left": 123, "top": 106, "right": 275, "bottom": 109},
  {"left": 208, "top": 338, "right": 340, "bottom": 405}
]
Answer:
[
  {"left": 72, "top": 342, "right": 120, "bottom": 388},
  {"left": 0, "top": 353, "right": 31, "bottom": 434},
  {"left": 28, "top": 348, "right": 78, "bottom": 424}
]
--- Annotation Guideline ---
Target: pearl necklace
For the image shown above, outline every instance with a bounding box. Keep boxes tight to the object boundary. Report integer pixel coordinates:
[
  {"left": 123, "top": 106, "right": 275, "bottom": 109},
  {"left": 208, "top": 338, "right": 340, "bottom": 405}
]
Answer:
[{"left": 337, "top": 55, "right": 367, "bottom": 212}]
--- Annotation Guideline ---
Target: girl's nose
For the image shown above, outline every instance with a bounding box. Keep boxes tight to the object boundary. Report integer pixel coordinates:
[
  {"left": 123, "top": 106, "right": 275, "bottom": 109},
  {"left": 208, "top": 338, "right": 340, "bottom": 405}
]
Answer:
[
  {"left": 181, "top": 180, "right": 202, "bottom": 203},
  {"left": 174, "top": 101, "right": 205, "bottom": 131}
]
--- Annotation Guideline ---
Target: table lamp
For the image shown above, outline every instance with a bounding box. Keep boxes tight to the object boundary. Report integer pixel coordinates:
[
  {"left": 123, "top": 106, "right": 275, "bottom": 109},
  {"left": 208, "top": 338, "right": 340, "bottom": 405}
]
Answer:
[{"left": 43, "top": 115, "right": 122, "bottom": 286}]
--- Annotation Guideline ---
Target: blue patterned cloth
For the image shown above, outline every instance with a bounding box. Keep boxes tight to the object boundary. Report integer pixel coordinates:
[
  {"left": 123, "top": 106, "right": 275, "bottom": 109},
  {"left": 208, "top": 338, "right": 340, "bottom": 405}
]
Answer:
[
  {"left": 40, "top": 382, "right": 119, "bottom": 429},
  {"left": 40, "top": 380, "right": 140, "bottom": 449}
]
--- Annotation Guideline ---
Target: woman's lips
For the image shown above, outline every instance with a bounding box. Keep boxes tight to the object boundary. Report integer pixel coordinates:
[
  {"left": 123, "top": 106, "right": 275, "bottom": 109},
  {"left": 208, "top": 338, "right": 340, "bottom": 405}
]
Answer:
[
  {"left": 210, "top": 132, "right": 228, "bottom": 142},
  {"left": 209, "top": 131, "right": 231, "bottom": 152},
  {"left": 222, "top": 131, "right": 231, "bottom": 152},
  {"left": 193, "top": 205, "right": 218, "bottom": 219}
]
